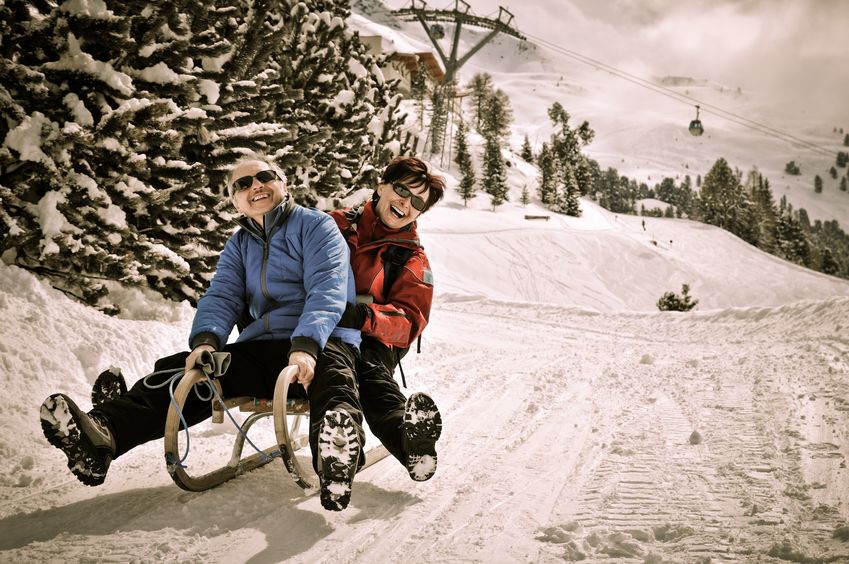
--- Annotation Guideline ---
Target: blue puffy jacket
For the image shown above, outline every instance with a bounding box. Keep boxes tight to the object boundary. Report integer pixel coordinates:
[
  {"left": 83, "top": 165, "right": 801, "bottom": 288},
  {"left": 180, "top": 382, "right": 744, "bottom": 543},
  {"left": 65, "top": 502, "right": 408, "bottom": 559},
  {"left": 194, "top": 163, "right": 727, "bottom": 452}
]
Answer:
[{"left": 189, "top": 197, "right": 360, "bottom": 357}]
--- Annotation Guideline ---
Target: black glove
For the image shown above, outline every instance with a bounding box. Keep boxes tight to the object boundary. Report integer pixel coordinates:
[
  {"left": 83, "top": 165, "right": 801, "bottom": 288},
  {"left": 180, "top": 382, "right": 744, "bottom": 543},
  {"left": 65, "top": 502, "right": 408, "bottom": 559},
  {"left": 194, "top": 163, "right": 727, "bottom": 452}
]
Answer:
[{"left": 338, "top": 302, "right": 368, "bottom": 329}]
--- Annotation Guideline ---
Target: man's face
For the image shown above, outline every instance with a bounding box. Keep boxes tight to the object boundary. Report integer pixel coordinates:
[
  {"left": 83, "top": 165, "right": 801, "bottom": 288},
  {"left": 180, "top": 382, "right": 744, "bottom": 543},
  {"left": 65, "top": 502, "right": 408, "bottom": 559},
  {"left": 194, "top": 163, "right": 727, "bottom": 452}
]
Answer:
[
  {"left": 230, "top": 160, "right": 286, "bottom": 224},
  {"left": 375, "top": 180, "right": 430, "bottom": 229}
]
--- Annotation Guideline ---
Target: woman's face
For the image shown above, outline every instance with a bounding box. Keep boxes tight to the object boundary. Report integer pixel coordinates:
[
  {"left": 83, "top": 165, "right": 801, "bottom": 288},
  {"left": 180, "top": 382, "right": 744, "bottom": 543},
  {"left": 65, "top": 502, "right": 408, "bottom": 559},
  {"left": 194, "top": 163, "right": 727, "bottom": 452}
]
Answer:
[
  {"left": 375, "top": 180, "right": 430, "bottom": 230},
  {"left": 230, "top": 160, "right": 286, "bottom": 225}
]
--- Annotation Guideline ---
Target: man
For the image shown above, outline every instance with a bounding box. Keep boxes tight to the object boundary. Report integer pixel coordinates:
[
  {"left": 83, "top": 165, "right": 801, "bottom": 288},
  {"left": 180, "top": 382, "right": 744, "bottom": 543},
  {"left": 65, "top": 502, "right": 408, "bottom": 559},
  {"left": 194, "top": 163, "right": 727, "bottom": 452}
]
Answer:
[
  {"left": 40, "top": 154, "right": 364, "bottom": 511},
  {"left": 332, "top": 156, "right": 445, "bottom": 481}
]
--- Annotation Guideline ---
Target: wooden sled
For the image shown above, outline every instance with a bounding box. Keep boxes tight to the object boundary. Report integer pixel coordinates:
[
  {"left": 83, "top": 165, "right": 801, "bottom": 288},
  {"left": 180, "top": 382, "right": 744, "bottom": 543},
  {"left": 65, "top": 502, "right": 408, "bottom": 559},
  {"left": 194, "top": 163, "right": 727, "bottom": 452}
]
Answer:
[{"left": 163, "top": 364, "right": 389, "bottom": 492}]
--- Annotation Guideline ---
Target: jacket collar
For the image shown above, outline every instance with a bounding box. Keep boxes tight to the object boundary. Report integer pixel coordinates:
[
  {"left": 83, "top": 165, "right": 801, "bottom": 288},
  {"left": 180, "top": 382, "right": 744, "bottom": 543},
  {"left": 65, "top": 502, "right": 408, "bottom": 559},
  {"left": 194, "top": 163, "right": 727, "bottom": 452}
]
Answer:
[{"left": 236, "top": 194, "right": 295, "bottom": 240}]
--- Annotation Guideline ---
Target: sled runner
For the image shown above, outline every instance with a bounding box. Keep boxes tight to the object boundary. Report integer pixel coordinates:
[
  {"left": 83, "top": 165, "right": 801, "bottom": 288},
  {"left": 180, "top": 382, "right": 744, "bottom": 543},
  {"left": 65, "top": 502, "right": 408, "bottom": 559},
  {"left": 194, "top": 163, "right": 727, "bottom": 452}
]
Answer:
[{"left": 163, "top": 360, "right": 389, "bottom": 492}]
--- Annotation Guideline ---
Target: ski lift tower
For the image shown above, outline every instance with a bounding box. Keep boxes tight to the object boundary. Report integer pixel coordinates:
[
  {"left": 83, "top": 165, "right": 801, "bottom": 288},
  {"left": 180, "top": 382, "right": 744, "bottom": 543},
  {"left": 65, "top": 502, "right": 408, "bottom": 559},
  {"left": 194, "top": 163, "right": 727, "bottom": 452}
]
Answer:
[
  {"left": 393, "top": 0, "right": 525, "bottom": 156},
  {"left": 393, "top": 0, "right": 526, "bottom": 85}
]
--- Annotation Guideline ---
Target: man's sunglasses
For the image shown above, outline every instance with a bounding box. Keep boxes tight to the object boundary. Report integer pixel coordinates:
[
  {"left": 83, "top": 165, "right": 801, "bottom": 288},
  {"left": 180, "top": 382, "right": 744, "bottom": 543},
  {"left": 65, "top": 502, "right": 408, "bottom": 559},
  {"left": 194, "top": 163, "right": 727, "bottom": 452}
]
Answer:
[
  {"left": 391, "top": 182, "right": 427, "bottom": 212},
  {"left": 232, "top": 169, "right": 279, "bottom": 192}
]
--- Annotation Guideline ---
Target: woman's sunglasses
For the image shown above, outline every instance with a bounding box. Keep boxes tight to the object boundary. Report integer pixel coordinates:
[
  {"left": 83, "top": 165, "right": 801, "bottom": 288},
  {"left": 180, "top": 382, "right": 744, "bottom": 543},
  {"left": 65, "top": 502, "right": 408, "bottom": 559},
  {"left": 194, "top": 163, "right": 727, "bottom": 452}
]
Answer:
[
  {"left": 232, "top": 169, "right": 279, "bottom": 192},
  {"left": 391, "top": 182, "right": 427, "bottom": 212}
]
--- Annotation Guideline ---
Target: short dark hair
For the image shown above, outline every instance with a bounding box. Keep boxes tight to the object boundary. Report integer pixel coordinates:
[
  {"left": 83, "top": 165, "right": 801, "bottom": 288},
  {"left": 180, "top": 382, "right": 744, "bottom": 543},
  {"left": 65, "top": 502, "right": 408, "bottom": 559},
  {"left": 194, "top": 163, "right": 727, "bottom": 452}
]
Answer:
[{"left": 380, "top": 156, "right": 445, "bottom": 212}]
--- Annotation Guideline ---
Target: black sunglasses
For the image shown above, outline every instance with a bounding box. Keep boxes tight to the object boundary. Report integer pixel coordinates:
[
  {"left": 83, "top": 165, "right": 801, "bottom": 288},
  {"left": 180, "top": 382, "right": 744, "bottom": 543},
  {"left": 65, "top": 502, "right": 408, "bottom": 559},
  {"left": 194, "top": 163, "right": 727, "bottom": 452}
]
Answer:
[
  {"left": 391, "top": 182, "right": 427, "bottom": 212},
  {"left": 232, "top": 169, "right": 278, "bottom": 192}
]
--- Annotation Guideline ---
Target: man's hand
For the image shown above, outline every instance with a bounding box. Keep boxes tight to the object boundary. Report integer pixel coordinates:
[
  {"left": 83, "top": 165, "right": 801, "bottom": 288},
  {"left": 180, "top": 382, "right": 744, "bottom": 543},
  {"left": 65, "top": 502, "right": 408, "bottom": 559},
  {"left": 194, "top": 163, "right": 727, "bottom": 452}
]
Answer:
[
  {"left": 288, "top": 351, "right": 316, "bottom": 390},
  {"left": 185, "top": 344, "right": 216, "bottom": 375}
]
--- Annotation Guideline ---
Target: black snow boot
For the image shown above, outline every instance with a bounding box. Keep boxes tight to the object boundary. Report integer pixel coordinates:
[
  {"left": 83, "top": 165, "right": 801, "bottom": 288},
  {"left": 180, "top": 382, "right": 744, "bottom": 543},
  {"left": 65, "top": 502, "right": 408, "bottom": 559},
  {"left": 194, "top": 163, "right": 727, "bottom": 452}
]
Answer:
[
  {"left": 40, "top": 394, "right": 116, "bottom": 486},
  {"left": 403, "top": 392, "right": 442, "bottom": 482},
  {"left": 91, "top": 368, "right": 127, "bottom": 405},
  {"left": 317, "top": 410, "right": 361, "bottom": 511}
]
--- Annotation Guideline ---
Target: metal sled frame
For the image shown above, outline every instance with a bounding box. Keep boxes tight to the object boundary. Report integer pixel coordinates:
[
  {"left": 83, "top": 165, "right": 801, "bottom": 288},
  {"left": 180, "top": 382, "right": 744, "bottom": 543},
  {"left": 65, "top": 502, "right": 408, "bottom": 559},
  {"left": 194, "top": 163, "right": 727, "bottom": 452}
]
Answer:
[{"left": 163, "top": 365, "right": 389, "bottom": 492}]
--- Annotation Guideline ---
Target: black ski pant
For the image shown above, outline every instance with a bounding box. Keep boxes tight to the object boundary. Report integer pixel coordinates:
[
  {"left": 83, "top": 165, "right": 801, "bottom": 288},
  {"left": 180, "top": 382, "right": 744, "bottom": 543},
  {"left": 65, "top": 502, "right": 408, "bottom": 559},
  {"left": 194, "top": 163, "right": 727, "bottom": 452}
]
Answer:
[
  {"left": 93, "top": 338, "right": 364, "bottom": 472},
  {"left": 356, "top": 336, "right": 410, "bottom": 465}
]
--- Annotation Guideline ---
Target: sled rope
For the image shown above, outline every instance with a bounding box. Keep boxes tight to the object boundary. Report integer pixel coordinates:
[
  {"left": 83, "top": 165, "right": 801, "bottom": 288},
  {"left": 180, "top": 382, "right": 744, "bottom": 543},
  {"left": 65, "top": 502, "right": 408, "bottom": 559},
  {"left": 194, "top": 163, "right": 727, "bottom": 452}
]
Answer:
[
  {"left": 142, "top": 368, "right": 207, "bottom": 469},
  {"left": 201, "top": 371, "right": 281, "bottom": 464},
  {"left": 145, "top": 364, "right": 280, "bottom": 469}
]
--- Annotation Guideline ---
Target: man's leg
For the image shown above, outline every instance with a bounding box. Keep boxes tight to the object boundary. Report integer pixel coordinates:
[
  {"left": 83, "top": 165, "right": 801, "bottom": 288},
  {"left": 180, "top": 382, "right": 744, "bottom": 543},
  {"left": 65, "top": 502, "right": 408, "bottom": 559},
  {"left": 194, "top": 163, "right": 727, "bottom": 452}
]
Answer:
[{"left": 307, "top": 338, "right": 363, "bottom": 510}]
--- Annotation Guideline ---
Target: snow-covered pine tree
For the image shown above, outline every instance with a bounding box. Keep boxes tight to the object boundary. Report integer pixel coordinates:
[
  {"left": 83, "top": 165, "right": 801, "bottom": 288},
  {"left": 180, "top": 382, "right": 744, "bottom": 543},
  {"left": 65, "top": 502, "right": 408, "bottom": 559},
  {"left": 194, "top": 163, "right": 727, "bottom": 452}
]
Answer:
[
  {"left": 536, "top": 142, "right": 557, "bottom": 205},
  {"left": 1, "top": 0, "right": 224, "bottom": 309},
  {"left": 466, "top": 72, "right": 493, "bottom": 132},
  {"left": 428, "top": 82, "right": 451, "bottom": 156},
  {"left": 746, "top": 169, "right": 778, "bottom": 253},
  {"left": 454, "top": 120, "right": 476, "bottom": 206},
  {"left": 551, "top": 160, "right": 580, "bottom": 216},
  {"left": 698, "top": 158, "right": 745, "bottom": 231},
  {"left": 775, "top": 196, "right": 812, "bottom": 267},
  {"left": 482, "top": 135, "right": 507, "bottom": 209},
  {"left": 268, "top": 0, "right": 406, "bottom": 203},
  {"left": 478, "top": 89, "right": 512, "bottom": 142},
  {"left": 520, "top": 134, "right": 534, "bottom": 163},
  {"left": 545, "top": 102, "right": 593, "bottom": 217},
  {"left": 0, "top": 0, "right": 407, "bottom": 310}
]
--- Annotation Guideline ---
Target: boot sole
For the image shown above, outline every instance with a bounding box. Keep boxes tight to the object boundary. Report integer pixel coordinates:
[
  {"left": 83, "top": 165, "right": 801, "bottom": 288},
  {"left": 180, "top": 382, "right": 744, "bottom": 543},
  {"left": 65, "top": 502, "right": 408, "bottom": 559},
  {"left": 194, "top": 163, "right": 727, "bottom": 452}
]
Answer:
[
  {"left": 91, "top": 369, "right": 127, "bottom": 406},
  {"left": 40, "top": 394, "right": 110, "bottom": 487},
  {"left": 404, "top": 392, "right": 442, "bottom": 482},
  {"left": 318, "top": 410, "right": 360, "bottom": 511}
]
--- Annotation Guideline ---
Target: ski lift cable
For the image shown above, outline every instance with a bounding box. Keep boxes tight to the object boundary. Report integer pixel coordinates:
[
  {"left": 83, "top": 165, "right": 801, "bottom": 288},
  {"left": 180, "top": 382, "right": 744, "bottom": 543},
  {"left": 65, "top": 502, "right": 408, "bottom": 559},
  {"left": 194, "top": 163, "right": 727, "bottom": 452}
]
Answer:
[
  {"left": 528, "top": 33, "right": 836, "bottom": 158},
  {"left": 528, "top": 33, "right": 835, "bottom": 157},
  {"left": 524, "top": 32, "right": 838, "bottom": 159}
]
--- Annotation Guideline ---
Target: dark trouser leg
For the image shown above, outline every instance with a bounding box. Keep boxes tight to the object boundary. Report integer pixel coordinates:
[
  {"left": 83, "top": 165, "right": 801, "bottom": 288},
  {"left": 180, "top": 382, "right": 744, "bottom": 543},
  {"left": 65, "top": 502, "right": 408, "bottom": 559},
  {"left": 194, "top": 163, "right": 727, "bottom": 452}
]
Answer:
[
  {"left": 307, "top": 338, "right": 364, "bottom": 471},
  {"left": 93, "top": 340, "right": 300, "bottom": 458},
  {"left": 357, "top": 338, "right": 408, "bottom": 465}
]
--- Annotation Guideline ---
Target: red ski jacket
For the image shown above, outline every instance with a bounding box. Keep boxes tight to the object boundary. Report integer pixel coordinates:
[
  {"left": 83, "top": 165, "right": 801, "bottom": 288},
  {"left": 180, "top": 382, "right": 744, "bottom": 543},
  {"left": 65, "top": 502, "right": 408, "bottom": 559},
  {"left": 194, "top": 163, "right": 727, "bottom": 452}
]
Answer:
[{"left": 328, "top": 201, "right": 433, "bottom": 349}]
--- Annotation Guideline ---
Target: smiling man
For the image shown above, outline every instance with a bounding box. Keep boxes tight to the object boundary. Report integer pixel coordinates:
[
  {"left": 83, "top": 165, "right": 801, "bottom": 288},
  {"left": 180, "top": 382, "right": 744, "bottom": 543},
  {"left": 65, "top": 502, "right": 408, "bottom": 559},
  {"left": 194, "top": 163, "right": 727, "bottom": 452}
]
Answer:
[{"left": 330, "top": 156, "right": 445, "bottom": 482}]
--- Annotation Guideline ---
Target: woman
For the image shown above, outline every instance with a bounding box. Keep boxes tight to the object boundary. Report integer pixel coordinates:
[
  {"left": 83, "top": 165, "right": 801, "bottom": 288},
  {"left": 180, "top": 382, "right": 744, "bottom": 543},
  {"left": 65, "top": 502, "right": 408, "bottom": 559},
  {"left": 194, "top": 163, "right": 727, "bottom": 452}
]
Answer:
[{"left": 332, "top": 156, "right": 445, "bottom": 481}]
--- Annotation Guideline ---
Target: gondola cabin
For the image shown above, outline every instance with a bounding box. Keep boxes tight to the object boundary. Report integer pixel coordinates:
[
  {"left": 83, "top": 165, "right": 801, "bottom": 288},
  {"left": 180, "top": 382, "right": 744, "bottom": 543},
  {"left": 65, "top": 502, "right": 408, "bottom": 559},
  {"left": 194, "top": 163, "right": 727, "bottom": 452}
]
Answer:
[{"left": 689, "top": 105, "right": 704, "bottom": 136}]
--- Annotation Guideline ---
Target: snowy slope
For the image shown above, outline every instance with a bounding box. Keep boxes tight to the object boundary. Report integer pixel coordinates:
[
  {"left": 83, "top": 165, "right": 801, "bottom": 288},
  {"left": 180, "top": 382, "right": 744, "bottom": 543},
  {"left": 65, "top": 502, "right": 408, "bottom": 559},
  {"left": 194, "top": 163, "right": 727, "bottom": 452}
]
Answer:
[{"left": 2, "top": 174, "right": 849, "bottom": 561}]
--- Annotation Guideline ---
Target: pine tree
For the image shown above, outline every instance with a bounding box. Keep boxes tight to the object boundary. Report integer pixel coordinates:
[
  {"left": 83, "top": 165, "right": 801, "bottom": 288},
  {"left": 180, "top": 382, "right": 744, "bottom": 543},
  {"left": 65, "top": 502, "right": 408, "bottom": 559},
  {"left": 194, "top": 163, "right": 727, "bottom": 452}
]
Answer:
[
  {"left": 0, "top": 0, "right": 407, "bottom": 309},
  {"left": 844, "top": 133, "right": 849, "bottom": 147},
  {"left": 657, "top": 283, "right": 699, "bottom": 312},
  {"left": 467, "top": 73, "right": 493, "bottom": 131},
  {"left": 520, "top": 185, "right": 530, "bottom": 206},
  {"left": 746, "top": 169, "right": 778, "bottom": 252},
  {"left": 830, "top": 166, "right": 839, "bottom": 179},
  {"left": 536, "top": 143, "right": 557, "bottom": 205},
  {"left": 837, "top": 152, "right": 849, "bottom": 168},
  {"left": 479, "top": 89, "right": 513, "bottom": 141},
  {"left": 481, "top": 135, "right": 508, "bottom": 209},
  {"left": 841, "top": 177, "right": 848, "bottom": 192},
  {"left": 814, "top": 175, "right": 823, "bottom": 193},
  {"left": 454, "top": 120, "right": 476, "bottom": 206},
  {"left": 520, "top": 134, "right": 534, "bottom": 163},
  {"left": 699, "top": 158, "right": 746, "bottom": 231},
  {"left": 544, "top": 102, "right": 594, "bottom": 217},
  {"left": 784, "top": 160, "right": 801, "bottom": 175}
]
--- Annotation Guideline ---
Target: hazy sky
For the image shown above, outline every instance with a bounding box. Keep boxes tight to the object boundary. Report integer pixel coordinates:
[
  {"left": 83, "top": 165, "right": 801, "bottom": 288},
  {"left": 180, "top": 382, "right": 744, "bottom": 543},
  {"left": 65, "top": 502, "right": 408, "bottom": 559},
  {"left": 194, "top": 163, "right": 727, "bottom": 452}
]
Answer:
[{"left": 385, "top": 0, "right": 849, "bottom": 118}]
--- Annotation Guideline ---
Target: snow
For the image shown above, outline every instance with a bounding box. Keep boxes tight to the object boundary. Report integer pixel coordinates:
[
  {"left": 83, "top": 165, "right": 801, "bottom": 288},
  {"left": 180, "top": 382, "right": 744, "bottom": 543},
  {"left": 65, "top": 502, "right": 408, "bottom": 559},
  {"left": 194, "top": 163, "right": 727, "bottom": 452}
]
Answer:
[{"left": 3, "top": 2, "right": 849, "bottom": 563}]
